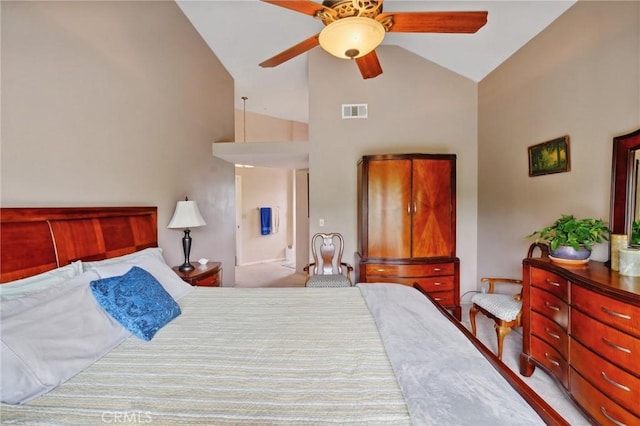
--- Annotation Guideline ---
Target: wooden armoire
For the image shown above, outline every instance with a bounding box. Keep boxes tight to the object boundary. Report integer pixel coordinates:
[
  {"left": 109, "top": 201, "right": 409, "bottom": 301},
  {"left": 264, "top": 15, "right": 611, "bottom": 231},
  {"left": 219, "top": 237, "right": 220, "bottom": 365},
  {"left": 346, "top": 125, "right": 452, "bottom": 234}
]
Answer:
[{"left": 355, "top": 153, "right": 460, "bottom": 319}]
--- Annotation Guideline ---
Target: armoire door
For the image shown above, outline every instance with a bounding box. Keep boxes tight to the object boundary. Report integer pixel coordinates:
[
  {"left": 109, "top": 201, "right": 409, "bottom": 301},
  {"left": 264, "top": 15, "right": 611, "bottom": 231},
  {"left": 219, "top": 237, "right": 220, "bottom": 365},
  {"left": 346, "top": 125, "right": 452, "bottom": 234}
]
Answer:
[
  {"left": 366, "top": 159, "right": 412, "bottom": 259},
  {"left": 412, "top": 158, "right": 454, "bottom": 258}
]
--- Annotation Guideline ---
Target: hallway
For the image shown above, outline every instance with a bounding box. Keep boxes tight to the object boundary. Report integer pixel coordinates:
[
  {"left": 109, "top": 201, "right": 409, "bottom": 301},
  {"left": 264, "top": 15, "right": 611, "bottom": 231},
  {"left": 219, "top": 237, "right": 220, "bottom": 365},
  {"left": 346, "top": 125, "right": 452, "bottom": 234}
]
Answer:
[{"left": 234, "top": 262, "right": 306, "bottom": 287}]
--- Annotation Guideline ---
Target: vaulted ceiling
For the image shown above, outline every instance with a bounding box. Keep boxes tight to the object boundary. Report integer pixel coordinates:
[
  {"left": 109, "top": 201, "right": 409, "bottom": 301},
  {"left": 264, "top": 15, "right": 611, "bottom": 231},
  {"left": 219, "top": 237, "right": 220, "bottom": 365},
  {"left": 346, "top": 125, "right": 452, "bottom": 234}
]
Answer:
[{"left": 177, "top": 0, "right": 576, "bottom": 124}]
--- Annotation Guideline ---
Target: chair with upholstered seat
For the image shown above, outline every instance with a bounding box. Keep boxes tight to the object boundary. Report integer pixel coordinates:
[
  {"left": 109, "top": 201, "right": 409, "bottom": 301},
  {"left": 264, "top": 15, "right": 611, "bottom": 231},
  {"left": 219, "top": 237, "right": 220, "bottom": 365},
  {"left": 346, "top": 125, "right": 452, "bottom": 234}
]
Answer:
[
  {"left": 469, "top": 243, "right": 549, "bottom": 360},
  {"left": 304, "top": 232, "right": 353, "bottom": 287}
]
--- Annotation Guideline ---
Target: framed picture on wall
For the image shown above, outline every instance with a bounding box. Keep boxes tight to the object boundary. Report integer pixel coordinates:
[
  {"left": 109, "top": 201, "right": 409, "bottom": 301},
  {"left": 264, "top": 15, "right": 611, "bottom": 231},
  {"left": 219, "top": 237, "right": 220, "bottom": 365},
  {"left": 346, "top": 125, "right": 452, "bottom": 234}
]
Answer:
[{"left": 528, "top": 135, "right": 570, "bottom": 177}]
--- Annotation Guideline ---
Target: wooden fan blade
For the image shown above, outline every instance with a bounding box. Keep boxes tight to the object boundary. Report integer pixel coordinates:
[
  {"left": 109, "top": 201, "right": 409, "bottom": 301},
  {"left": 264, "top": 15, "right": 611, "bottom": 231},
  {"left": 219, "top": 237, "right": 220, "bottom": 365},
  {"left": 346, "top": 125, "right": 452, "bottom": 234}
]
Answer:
[
  {"left": 381, "top": 11, "right": 488, "bottom": 33},
  {"left": 261, "top": 0, "right": 328, "bottom": 16},
  {"left": 259, "top": 34, "right": 320, "bottom": 68},
  {"left": 355, "top": 50, "right": 383, "bottom": 79}
]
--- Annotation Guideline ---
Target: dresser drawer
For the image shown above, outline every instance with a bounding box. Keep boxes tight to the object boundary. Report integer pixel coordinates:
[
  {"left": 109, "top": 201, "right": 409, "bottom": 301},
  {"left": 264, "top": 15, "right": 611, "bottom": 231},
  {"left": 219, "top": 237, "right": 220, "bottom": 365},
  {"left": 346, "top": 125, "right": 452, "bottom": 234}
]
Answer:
[
  {"left": 571, "top": 339, "right": 640, "bottom": 416},
  {"left": 192, "top": 271, "right": 220, "bottom": 287},
  {"left": 367, "top": 275, "right": 454, "bottom": 291},
  {"left": 572, "top": 284, "right": 640, "bottom": 338},
  {"left": 531, "top": 288, "right": 569, "bottom": 330},
  {"left": 531, "top": 311, "right": 568, "bottom": 360},
  {"left": 365, "top": 262, "right": 454, "bottom": 277},
  {"left": 570, "top": 368, "right": 640, "bottom": 426},
  {"left": 531, "top": 335, "right": 568, "bottom": 387},
  {"left": 571, "top": 309, "right": 640, "bottom": 376},
  {"left": 427, "top": 291, "right": 455, "bottom": 306},
  {"left": 530, "top": 267, "right": 568, "bottom": 302}
]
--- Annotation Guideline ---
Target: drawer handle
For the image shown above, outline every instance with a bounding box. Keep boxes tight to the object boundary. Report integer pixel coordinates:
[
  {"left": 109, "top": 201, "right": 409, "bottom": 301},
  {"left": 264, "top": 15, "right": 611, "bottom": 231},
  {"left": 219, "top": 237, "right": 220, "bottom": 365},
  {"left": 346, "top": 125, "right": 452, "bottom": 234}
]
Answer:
[
  {"left": 433, "top": 281, "right": 444, "bottom": 286},
  {"left": 433, "top": 268, "right": 442, "bottom": 272},
  {"left": 544, "top": 328, "right": 561, "bottom": 340},
  {"left": 376, "top": 269, "right": 386, "bottom": 272},
  {"left": 600, "top": 406, "right": 627, "bottom": 426},
  {"left": 544, "top": 301, "right": 561, "bottom": 312},
  {"left": 543, "top": 352, "right": 560, "bottom": 367},
  {"left": 433, "top": 297, "right": 444, "bottom": 301},
  {"left": 546, "top": 280, "right": 561, "bottom": 287},
  {"left": 601, "top": 306, "right": 632, "bottom": 320},
  {"left": 602, "top": 337, "right": 632, "bottom": 354},
  {"left": 601, "top": 372, "right": 631, "bottom": 392}
]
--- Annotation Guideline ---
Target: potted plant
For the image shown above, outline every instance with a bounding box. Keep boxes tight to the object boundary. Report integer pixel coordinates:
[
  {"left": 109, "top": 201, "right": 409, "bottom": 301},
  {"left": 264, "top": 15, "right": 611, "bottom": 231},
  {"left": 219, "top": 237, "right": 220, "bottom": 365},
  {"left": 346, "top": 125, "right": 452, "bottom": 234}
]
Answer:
[
  {"left": 631, "top": 220, "right": 640, "bottom": 247},
  {"left": 526, "top": 214, "right": 610, "bottom": 263}
]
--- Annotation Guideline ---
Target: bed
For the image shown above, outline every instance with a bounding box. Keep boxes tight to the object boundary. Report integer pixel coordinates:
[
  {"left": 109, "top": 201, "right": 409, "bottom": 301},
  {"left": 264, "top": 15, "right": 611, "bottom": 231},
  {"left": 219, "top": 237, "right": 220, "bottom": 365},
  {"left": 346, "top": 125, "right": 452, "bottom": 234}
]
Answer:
[{"left": 0, "top": 207, "right": 567, "bottom": 425}]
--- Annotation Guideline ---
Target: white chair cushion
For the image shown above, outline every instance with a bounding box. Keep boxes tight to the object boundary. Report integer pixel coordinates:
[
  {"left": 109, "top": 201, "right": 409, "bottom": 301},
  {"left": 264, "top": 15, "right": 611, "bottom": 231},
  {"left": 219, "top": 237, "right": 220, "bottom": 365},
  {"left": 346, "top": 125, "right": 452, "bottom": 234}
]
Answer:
[
  {"left": 306, "top": 275, "right": 350, "bottom": 288},
  {"left": 471, "top": 293, "right": 522, "bottom": 322}
]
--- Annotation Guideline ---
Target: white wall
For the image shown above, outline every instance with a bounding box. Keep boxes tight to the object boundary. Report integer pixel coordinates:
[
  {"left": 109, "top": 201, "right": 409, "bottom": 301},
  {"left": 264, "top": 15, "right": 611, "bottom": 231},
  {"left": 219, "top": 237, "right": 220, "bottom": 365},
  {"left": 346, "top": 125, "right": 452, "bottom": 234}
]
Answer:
[
  {"left": 308, "top": 45, "right": 478, "bottom": 296},
  {"left": 233, "top": 110, "right": 308, "bottom": 143},
  {"left": 1, "top": 1, "right": 237, "bottom": 284},
  {"left": 478, "top": 1, "right": 640, "bottom": 288}
]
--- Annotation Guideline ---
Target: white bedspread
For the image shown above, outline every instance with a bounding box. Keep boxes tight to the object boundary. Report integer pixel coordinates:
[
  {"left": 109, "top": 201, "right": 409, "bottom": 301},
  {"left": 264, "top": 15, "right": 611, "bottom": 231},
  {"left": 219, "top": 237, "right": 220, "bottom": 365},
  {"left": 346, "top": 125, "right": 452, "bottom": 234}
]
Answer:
[
  {"left": 1, "top": 287, "right": 410, "bottom": 425},
  {"left": 1, "top": 285, "right": 548, "bottom": 425},
  {"left": 359, "top": 284, "right": 545, "bottom": 425}
]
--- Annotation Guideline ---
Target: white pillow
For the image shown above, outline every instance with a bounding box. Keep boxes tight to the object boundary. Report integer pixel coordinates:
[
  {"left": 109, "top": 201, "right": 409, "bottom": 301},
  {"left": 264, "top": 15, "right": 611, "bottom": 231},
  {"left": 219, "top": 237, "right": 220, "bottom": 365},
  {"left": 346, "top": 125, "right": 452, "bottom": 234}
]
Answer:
[
  {"left": 1, "top": 271, "right": 131, "bottom": 404},
  {"left": 0, "top": 261, "right": 83, "bottom": 301},
  {"left": 82, "top": 247, "right": 163, "bottom": 272},
  {"left": 88, "top": 249, "right": 194, "bottom": 301}
]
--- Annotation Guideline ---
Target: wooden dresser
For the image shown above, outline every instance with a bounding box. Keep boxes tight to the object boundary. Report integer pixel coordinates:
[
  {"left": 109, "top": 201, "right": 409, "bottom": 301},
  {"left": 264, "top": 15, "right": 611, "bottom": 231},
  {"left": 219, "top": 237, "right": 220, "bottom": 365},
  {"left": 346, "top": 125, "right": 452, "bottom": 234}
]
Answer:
[
  {"left": 355, "top": 154, "right": 460, "bottom": 319},
  {"left": 520, "top": 258, "right": 640, "bottom": 425}
]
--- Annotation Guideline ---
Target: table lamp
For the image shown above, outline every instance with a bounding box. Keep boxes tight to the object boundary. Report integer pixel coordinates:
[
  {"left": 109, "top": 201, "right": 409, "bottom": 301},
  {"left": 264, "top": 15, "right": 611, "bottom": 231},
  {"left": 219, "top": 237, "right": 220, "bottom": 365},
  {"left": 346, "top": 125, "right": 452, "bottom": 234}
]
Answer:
[{"left": 167, "top": 197, "right": 206, "bottom": 272}]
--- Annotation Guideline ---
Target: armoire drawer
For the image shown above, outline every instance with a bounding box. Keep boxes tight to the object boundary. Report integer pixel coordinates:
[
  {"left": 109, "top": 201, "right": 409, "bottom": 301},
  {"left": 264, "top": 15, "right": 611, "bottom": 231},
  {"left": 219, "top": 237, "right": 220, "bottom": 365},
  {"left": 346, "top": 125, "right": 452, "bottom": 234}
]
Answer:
[
  {"left": 365, "top": 262, "right": 454, "bottom": 277},
  {"left": 572, "top": 284, "right": 640, "bottom": 338},
  {"left": 530, "top": 267, "right": 568, "bottom": 302},
  {"left": 570, "top": 368, "right": 640, "bottom": 426},
  {"left": 531, "top": 311, "right": 568, "bottom": 360},
  {"left": 571, "top": 339, "right": 640, "bottom": 416},
  {"left": 571, "top": 309, "right": 640, "bottom": 376},
  {"left": 366, "top": 275, "right": 454, "bottom": 291},
  {"left": 531, "top": 287, "right": 569, "bottom": 330},
  {"left": 531, "top": 335, "right": 568, "bottom": 387}
]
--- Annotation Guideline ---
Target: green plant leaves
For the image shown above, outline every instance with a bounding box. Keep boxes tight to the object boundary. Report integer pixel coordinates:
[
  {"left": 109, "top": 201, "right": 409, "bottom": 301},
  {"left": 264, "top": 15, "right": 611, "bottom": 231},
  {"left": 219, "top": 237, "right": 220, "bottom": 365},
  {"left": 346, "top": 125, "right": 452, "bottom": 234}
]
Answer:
[{"left": 526, "top": 214, "right": 610, "bottom": 251}]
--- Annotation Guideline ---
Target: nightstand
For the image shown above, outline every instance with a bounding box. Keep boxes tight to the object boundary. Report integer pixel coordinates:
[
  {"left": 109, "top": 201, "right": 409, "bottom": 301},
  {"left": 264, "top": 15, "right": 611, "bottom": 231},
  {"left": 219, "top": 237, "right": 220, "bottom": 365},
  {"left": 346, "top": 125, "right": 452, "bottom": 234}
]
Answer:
[{"left": 173, "top": 261, "right": 222, "bottom": 287}]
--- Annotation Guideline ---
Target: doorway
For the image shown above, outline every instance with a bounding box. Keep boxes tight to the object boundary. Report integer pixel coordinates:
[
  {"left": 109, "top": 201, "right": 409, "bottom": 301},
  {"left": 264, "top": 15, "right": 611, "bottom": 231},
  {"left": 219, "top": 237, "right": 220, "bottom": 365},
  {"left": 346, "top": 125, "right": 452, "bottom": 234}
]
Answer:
[
  {"left": 234, "top": 167, "right": 299, "bottom": 267},
  {"left": 235, "top": 175, "right": 242, "bottom": 266}
]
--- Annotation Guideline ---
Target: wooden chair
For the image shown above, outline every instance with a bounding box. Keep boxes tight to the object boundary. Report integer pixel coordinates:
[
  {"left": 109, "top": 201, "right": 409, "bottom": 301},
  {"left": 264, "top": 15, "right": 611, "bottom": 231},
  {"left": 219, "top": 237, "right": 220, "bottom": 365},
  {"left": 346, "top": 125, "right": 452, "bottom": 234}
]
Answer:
[
  {"left": 469, "top": 243, "right": 549, "bottom": 360},
  {"left": 304, "top": 232, "right": 353, "bottom": 287}
]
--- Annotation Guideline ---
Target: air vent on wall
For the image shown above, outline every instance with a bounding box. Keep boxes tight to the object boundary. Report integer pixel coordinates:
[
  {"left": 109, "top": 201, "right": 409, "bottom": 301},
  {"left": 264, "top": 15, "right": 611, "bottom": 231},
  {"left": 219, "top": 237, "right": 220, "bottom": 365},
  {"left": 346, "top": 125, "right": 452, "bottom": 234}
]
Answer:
[{"left": 342, "top": 104, "right": 368, "bottom": 119}]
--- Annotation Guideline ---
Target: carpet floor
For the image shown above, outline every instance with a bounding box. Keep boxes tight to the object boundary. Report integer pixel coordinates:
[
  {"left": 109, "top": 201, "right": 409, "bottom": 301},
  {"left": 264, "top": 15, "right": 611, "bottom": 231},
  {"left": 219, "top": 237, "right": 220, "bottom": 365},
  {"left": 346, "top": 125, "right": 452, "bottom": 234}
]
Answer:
[{"left": 234, "top": 262, "right": 590, "bottom": 425}]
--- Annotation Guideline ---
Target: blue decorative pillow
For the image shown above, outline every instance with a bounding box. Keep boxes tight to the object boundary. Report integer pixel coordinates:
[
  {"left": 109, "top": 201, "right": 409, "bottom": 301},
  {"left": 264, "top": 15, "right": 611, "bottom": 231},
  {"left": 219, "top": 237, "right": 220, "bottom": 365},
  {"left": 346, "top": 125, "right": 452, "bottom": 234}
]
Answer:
[{"left": 90, "top": 267, "right": 181, "bottom": 341}]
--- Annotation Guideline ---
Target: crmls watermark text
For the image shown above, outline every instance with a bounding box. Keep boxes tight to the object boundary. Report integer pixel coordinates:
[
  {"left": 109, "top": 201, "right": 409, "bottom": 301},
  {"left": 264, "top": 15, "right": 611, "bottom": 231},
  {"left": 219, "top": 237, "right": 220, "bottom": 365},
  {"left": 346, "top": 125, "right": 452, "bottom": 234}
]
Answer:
[{"left": 101, "top": 411, "right": 152, "bottom": 423}]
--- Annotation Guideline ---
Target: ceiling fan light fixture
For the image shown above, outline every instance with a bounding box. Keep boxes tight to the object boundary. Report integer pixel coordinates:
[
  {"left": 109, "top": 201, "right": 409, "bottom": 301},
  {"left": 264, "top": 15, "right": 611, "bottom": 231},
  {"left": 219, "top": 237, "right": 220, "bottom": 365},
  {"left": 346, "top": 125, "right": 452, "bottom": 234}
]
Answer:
[{"left": 318, "top": 17, "right": 385, "bottom": 59}]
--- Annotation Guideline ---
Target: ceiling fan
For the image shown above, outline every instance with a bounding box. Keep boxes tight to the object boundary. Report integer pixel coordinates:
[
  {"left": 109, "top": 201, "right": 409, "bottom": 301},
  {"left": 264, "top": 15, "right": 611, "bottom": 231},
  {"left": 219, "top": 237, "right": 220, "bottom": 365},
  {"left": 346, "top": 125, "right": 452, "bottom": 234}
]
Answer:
[{"left": 259, "top": 0, "right": 488, "bottom": 79}]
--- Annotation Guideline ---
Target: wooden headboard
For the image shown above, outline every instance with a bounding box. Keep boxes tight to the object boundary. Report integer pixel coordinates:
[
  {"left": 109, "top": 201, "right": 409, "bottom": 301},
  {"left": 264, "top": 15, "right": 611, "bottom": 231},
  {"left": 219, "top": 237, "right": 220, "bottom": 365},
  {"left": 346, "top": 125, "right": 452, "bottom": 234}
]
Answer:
[{"left": 0, "top": 207, "right": 158, "bottom": 283}]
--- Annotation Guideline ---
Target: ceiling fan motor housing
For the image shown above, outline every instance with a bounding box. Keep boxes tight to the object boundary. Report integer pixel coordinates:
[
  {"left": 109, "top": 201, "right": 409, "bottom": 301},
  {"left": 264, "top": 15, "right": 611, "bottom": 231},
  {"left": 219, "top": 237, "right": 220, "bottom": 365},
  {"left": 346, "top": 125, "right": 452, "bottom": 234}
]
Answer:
[{"left": 319, "top": 0, "right": 383, "bottom": 25}]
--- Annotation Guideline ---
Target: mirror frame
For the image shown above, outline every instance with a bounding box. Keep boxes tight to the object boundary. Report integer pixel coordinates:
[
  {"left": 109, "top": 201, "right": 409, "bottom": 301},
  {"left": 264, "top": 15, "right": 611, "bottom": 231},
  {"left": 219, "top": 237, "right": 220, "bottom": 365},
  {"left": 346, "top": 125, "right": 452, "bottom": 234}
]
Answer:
[{"left": 610, "top": 128, "right": 640, "bottom": 235}]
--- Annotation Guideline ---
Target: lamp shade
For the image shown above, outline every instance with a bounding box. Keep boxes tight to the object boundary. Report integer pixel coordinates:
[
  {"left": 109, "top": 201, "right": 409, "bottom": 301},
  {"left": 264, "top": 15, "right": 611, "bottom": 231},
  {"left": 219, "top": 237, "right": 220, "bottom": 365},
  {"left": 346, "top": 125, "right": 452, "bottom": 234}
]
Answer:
[
  {"left": 318, "top": 17, "right": 385, "bottom": 59},
  {"left": 167, "top": 200, "right": 206, "bottom": 229}
]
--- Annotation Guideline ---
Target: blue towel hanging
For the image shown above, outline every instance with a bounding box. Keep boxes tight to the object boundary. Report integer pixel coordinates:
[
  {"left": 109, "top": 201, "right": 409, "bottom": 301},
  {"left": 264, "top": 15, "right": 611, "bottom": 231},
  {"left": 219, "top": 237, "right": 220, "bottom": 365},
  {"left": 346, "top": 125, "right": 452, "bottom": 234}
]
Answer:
[{"left": 260, "top": 207, "right": 272, "bottom": 235}]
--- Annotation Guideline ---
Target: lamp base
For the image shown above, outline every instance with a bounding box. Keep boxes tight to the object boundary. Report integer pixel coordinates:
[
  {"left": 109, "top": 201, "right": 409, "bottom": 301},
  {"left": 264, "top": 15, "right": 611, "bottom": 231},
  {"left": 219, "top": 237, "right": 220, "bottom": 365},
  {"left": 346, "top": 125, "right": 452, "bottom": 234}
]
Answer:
[
  {"left": 178, "top": 262, "right": 195, "bottom": 272},
  {"left": 178, "top": 229, "right": 194, "bottom": 273}
]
